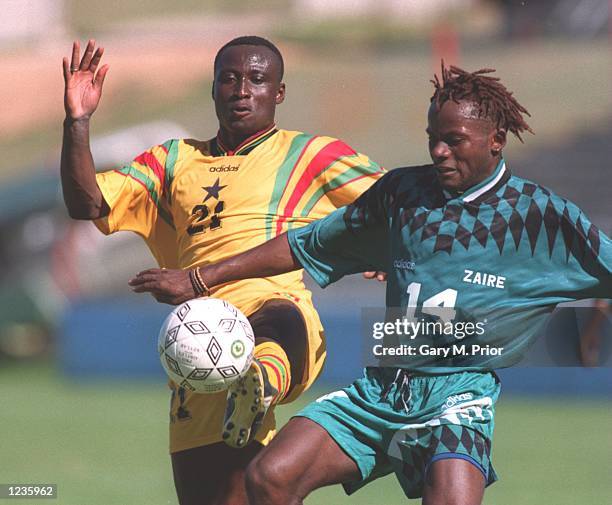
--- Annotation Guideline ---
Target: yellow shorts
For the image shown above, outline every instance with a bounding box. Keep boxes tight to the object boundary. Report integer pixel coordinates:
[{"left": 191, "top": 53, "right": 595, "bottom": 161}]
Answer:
[{"left": 169, "top": 292, "right": 326, "bottom": 453}]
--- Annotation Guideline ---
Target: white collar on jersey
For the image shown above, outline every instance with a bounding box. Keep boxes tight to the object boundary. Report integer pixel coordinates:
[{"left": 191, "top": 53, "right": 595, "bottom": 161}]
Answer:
[{"left": 443, "top": 159, "right": 507, "bottom": 203}]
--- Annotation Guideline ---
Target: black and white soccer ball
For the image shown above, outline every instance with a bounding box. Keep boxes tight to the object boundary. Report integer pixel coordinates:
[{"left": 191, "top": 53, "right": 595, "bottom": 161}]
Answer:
[{"left": 158, "top": 298, "right": 254, "bottom": 393}]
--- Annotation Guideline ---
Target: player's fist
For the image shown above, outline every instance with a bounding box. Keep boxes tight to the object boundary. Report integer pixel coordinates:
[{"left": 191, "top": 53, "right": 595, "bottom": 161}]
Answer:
[
  {"left": 129, "top": 268, "right": 197, "bottom": 305},
  {"left": 62, "top": 39, "right": 109, "bottom": 121}
]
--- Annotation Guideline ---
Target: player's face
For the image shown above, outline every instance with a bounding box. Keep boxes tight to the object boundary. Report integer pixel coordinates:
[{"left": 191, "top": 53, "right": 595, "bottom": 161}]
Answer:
[
  {"left": 427, "top": 100, "right": 506, "bottom": 192},
  {"left": 213, "top": 45, "right": 285, "bottom": 143}
]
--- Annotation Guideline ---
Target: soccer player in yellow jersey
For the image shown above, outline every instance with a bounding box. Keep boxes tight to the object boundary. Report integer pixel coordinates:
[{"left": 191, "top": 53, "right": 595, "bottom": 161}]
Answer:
[{"left": 61, "top": 36, "right": 384, "bottom": 505}]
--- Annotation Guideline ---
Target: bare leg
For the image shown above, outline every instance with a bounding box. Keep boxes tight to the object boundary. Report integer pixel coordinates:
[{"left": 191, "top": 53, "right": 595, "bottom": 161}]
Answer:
[
  {"left": 246, "top": 417, "right": 361, "bottom": 505},
  {"left": 422, "top": 458, "right": 486, "bottom": 505},
  {"left": 172, "top": 442, "right": 263, "bottom": 505}
]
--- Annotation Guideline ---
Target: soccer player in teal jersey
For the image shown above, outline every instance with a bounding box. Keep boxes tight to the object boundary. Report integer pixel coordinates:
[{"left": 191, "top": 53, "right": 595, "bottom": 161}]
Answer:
[{"left": 133, "top": 64, "right": 611, "bottom": 504}]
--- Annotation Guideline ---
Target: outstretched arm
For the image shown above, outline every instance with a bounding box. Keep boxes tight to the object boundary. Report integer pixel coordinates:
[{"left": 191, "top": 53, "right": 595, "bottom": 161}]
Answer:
[
  {"left": 130, "top": 178, "right": 392, "bottom": 305},
  {"left": 129, "top": 233, "right": 301, "bottom": 304},
  {"left": 200, "top": 233, "right": 300, "bottom": 287},
  {"left": 61, "top": 39, "right": 110, "bottom": 220}
]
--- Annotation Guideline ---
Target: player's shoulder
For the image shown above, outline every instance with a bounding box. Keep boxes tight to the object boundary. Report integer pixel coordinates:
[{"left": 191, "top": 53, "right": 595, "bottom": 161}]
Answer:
[
  {"left": 506, "top": 173, "right": 584, "bottom": 216},
  {"left": 377, "top": 164, "right": 437, "bottom": 192},
  {"left": 144, "top": 139, "right": 217, "bottom": 184},
  {"left": 278, "top": 128, "right": 359, "bottom": 153},
  {"left": 347, "top": 164, "right": 437, "bottom": 214},
  {"left": 278, "top": 128, "right": 338, "bottom": 143}
]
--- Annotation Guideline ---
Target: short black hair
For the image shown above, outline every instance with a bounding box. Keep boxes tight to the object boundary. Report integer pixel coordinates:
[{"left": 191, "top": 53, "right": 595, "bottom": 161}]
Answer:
[
  {"left": 214, "top": 36, "right": 284, "bottom": 80},
  {"left": 431, "top": 61, "right": 534, "bottom": 142}
]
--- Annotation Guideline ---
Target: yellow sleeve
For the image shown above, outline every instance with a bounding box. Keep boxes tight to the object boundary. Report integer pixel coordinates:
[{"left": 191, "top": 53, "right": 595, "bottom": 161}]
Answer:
[
  {"left": 296, "top": 137, "right": 385, "bottom": 211},
  {"left": 281, "top": 137, "right": 386, "bottom": 225},
  {"left": 321, "top": 146, "right": 386, "bottom": 208},
  {"left": 94, "top": 142, "right": 175, "bottom": 240}
]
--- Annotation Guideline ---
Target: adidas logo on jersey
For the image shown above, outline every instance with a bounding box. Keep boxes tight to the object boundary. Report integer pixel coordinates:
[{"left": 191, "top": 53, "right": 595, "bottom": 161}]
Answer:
[
  {"left": 210, "top": 165, "right": 240, "bottom": 172},
  {"left": 393, "top": 259, "right": 416, "bottom": 271}
]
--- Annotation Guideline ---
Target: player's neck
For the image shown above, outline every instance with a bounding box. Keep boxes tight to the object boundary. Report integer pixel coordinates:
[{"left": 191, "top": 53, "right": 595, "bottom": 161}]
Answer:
[{"left": 217, "top": 124, "right": 276, "bottom": 154}]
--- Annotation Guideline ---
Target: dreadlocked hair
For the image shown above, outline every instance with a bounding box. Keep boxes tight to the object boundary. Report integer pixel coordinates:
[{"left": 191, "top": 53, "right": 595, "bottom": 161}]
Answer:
[{"left": 431, "top": 62, "right": 534, "bottom": 142}]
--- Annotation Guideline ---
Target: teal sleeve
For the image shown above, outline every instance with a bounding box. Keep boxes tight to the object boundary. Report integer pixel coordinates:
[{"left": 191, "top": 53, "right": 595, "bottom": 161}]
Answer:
[
  {"left": 562, "top": 212, "right": 612, "bottom": 299},
  {"left": 539, "top": 199, "right": 612, "bottom": 301},
  {"left": 287, "top": 178, "right": 392, "bottom": 288}
]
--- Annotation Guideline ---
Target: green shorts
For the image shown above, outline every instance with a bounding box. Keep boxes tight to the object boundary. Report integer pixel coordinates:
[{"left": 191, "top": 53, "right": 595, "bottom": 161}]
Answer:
[{"left": 296, "top": 367, "right": 500, "bottom": 499}]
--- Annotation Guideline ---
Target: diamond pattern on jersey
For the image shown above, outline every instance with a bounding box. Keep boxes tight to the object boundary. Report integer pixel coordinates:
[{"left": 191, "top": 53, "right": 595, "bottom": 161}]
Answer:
[
  {"left": 398, "top": 179, "right": 601, "bottom": 271},
  {"left": 524, "top": 200, "right": 542, "bottom": 254},
  {"left": 508, "top": 208, "right": 523, "bottom": 250},
  {"left": 409, "top": 211, "right": 428, "bottom": 234}
]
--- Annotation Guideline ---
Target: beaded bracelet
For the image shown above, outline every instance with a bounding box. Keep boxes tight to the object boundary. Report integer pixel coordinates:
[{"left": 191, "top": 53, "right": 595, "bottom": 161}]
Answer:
[{"left": 188, "top": 267, "right": 210, "bottom": 297}]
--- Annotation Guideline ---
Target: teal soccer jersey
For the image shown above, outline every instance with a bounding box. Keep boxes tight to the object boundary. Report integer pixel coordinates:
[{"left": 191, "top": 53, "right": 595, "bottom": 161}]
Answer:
[{"left": 288, "top": 160, "right": 612, "bottom": 371}]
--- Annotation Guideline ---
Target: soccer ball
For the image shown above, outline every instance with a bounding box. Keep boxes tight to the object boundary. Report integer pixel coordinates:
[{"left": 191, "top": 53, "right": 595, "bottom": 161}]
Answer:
[{"left": 158, "top": 298, "right": 255, "bottom": 393}]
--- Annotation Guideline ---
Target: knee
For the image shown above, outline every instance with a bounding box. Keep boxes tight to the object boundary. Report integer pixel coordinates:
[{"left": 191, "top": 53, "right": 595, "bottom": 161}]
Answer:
[{"left": 245, "top": 454, "right": 291, "bottom": 505}]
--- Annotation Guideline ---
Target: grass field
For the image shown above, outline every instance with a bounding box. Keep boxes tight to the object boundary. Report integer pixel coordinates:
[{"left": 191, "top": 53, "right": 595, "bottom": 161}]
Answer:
[{"left": 1, "top": 362, "right": 611, "bottom": 505}]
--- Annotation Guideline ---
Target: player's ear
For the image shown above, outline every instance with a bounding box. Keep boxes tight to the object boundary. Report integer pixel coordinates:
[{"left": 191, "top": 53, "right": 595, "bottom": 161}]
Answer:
[
  {"left": 491, "top": 129, "right": 507, "bottom": 155},
  {"left": 276, "top": 82, "right": 285, "bottom": 105},
  {"left": 211, "top": 81, "right": 216, "bottom": 100}
]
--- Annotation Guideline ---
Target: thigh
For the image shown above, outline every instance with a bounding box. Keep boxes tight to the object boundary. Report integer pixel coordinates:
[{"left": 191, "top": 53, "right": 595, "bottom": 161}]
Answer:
[
  {"left": 422, "top": 458, "right": 485, "bottom": 505},
  {"left": 250, "top": 417, "right": 361, "bottom": 494},
  {"left": 172, "top": 441, "right": 263, "bottom": 505},
  {"left": 294, "top": 375, "right": 396, "bottom": 494}
]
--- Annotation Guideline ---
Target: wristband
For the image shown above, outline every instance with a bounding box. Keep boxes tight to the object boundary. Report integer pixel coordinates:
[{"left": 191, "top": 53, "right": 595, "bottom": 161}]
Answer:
[{"left": 189, "top": 267, "right": 210, "bottom": 297}]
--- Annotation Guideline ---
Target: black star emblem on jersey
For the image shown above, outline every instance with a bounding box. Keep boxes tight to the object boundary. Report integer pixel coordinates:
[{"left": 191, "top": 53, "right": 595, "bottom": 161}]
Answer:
[{"left": 202, "top": 178, "right": 227, "bottom": 202}]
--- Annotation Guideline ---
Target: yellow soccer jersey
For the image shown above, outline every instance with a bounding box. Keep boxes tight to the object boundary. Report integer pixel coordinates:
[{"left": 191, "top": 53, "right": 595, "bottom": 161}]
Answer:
[
  {"left": 94, "top": 126, "right": 384, "bottom": 452},
  {"left": 95, "top": 126, "right": 384, "bottom": 310}
]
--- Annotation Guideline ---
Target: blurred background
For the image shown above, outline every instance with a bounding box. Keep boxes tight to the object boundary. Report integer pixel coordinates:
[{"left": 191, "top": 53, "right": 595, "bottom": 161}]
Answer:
[{"left": 0, "top": 0, "right": 610, "bottom": 504}]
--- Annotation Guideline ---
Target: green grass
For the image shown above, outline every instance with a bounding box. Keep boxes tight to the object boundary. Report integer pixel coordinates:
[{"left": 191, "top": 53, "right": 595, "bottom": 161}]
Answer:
[{"left": 1, "top": 362, "right": 610, "bottom": 505}]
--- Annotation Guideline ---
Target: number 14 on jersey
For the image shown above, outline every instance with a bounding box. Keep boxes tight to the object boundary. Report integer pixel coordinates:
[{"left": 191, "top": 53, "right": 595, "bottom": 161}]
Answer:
[{"left": 405, "top": 282, "right": 457, "bottom": 323}]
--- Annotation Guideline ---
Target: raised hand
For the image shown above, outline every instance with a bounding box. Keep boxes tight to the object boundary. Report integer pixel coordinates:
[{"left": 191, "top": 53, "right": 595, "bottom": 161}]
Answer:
[
  {"left": 62, "top": 39, "right": 109, "bottom": 120},
  {"left": 129, "top": 268, "right": 197, "bottom": 305}
]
